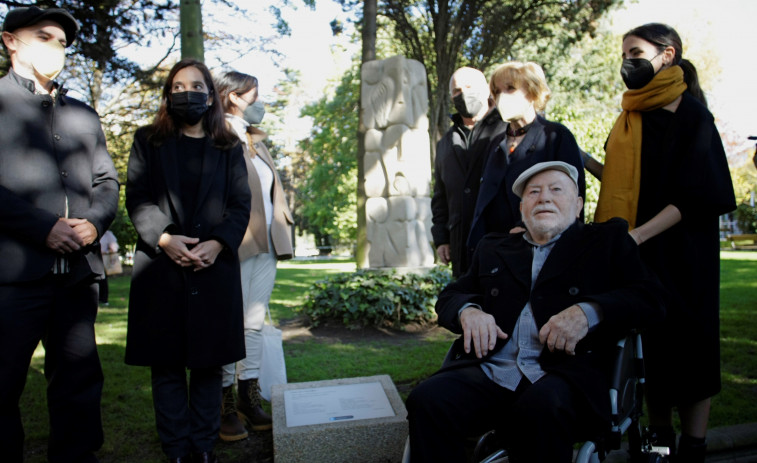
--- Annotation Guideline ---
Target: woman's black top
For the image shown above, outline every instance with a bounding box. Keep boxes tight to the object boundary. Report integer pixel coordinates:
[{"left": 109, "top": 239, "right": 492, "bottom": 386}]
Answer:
[{"left": 176, "top": 135, "right": 206, "bottom": 224}]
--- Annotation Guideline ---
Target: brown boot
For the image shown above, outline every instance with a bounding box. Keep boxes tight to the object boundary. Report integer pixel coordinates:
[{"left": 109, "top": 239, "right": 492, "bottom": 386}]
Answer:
[
  {"left": 219, "top": 385, "right": 248, "bottom": 441},
  {"left": 237, "top": 378, "right": 272, "bottom": 431}
]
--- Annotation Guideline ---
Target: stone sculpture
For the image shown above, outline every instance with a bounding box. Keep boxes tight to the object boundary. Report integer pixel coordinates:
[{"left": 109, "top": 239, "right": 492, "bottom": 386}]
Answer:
[{"left": 360, "top": 55, "right": 434, "bottom": 268}]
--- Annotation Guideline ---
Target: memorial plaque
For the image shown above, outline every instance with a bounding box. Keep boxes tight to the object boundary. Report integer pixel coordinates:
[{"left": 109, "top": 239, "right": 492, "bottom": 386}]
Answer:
[
  {"left": 273, "top": 375, "right": 408, "bottom": 463},
  {"left": 284, "top": 381, "right": 395, "bottom": 427}
]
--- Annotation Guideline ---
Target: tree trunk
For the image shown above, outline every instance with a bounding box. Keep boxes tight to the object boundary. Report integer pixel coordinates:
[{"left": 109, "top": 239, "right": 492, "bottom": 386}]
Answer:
[
  {"left": 180, "top": 0, "right": 204, "bottom": 61},
  {"left": 362, "top": 0, "right": 377, "bottom": 62},
  {"left": 356, "top": 0, "right": 377, "bottom": 268}
]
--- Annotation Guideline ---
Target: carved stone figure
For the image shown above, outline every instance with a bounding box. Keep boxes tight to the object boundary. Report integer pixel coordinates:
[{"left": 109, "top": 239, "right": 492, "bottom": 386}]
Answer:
[{"left": 360, "top": 55, "right": 434, "bottom": 268}]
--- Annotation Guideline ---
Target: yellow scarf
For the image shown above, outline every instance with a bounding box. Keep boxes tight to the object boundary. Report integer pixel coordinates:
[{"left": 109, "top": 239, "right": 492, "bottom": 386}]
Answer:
[{"left": 594, "top": 66, "right": 687, "bottom": 228}]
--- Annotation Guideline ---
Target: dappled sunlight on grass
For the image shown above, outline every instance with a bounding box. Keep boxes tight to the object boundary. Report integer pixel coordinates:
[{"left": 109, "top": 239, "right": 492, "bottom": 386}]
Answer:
[
  {"left": 720, "top": 250, "right": 757, "bottom": 261},
  {"left": 15, "top": 255, "right": 755, "bottom": 463},
  {"left": 96, "top": 307, "right": 130, "bottom": 345},
  {"left": 713, "top": 255, "right": 757, "bottom": 428},
  {"left": 96, "top": 320, "right": 128, "bottom": 345},
  {"left": 722, "top": 372, "right": 757, "bottom": 386},
  {"left": 278, "top": 259, "right": 356, "bottom": 271},
  {"left": 31, "top": 344, "right": 44, "bottom": 361},
  {"left": 272, "top": 260, "right": 356, "bottom": 319},
  {"left": 719, "top": 257, "right": 757, "bottom": 293},
  {"left": 720, "top": 279, "right": 757, "bottom": 290},
  {"left": 721, "top": 336, "right": 757, "bottom": 349}
]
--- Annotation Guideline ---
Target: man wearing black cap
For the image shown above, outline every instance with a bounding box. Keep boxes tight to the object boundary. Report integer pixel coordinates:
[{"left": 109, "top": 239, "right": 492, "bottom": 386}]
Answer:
[
  {"left": 0, "top": 6, "right": 118, "bottom": 463},
  {"left": 407, "top": 162, "right": 665, "bottom": 462}
]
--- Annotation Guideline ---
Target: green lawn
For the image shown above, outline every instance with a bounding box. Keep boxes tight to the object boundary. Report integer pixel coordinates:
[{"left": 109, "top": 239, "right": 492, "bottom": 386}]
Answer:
[
  {"left": 273, "top": 259, "right": 455, "bottom": 389},
  {"left": 18, "top": 252, "right": 757, "bottom": 462},
  {"left": 711, "top": 251, "right": 757, "bottom": 428}
]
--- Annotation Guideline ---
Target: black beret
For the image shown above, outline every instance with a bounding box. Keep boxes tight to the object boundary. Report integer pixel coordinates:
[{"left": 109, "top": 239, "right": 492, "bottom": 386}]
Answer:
[{"left": 2, "top": 6, "right": 79, "bottom": 47}]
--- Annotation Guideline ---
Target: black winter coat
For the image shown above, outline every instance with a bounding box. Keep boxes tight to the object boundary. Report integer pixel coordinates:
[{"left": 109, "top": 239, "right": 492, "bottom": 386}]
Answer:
[
  {"left": 632, "top": 92, "right": 736, "bottom": 404},
  {"left": 436, "top": 219, "right": 665, "bottom": 425},
  {"left": 466, "top": 116, "right": 586, "bottom": 258},
  {"left": 125, "top": 127, "right": 251, "bottom": 368},
  {"left": 431, "top": 109, "right": 506, "bottom": 276},
  {"left": 0, "top": 69, "right": 119, "bottom": 284}
]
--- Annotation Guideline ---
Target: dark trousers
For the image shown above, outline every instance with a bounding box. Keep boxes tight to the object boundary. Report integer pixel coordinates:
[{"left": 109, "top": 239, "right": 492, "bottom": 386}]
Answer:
[
  {"left": 0, "top": 274, "right": 103, "bottom": 463},
  {"left": 150, "top": 365, "right": 222, "bottom": 458},
  {"left": 406, "top": 365, "right": 596, "bottom": 463},
  {"left": 97, "top": 276, "right": 108, "bottom": 304}
]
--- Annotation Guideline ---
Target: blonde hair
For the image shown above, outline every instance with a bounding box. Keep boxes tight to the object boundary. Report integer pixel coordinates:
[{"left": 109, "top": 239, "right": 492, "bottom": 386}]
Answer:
[{"left": 489, "top": 61, "right": 551, "bottom": 111}]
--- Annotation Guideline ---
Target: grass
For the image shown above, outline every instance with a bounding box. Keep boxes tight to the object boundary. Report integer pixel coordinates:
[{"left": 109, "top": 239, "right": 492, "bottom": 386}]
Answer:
[
  {"left": 270, "top": 258, "right": 356, "bottom": 320},
  {"left": 18, "top": 252, "right": 757, "bottom": 462},
  {"left": 710, "top": 251, "right": 757, "bottom": 428},
  {"left": 273, "top": 258, "right": 454, "bottom": 388}
]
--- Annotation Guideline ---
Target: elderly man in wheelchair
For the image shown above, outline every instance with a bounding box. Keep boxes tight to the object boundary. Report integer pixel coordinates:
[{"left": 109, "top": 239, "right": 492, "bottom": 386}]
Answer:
[{"left": 406, "top": 161, "right": 666, "bottom": 462}]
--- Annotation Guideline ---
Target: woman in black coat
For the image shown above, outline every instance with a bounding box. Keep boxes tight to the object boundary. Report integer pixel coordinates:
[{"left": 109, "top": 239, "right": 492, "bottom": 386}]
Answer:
[
  {"left": 595, "top": 24, "right": 736, "bottom": 461},
  {"left": 125, "top": 59, "right": 251, "bottom": 463},
  {"left": 466, "top": 61, "right": 585, "bottom": 255}
]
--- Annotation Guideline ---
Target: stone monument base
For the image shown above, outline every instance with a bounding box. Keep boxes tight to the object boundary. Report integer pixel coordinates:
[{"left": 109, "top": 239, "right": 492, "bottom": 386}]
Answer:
[{"left": 272, "top": 375, "right": 408, "bottom": 463}]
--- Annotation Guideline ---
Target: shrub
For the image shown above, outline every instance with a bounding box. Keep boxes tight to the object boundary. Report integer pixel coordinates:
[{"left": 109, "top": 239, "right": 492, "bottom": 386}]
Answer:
[
  {"left": 734, "top": 203, "right": 757, "bottom": 233},
  {"left": 300, "top": 265, "right": 453, "bottom": 329}
]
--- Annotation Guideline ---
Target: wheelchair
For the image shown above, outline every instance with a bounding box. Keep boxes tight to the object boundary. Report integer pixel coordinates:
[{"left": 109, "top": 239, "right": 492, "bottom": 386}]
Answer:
[
  {"left": 401, "top": 333, "right": 671, "bottom": 462},
  {"left": 471, "top": 333, "right": 669, "bottom": 463}
]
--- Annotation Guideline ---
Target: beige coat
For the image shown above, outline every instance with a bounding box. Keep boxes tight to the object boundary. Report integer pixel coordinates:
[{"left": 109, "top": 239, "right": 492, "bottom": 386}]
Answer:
[{"left": 238, "top": 127, "right": 294, "bottom": 261}]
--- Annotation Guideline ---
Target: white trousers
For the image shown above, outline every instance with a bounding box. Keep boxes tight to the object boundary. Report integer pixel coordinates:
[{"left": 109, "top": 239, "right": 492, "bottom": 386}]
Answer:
[{"left": 222, "top": 246, "right": 277, "bottom": 387}]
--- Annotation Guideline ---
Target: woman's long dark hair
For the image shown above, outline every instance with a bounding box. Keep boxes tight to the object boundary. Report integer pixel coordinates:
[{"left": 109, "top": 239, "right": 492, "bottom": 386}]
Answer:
[
  {"left": 624, "top": 23, "right": 707, "bottom": 107},
  {"left": 147, "top": 58, "right": 239, "bottom": 149},
  {"left": 215, "top": 71, "right": 258, "bottom": 114}
]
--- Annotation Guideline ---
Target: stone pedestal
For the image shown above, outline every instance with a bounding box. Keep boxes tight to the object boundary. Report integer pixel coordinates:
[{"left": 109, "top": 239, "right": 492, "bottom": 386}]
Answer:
[{"left": 272, "top": 375, "right": 408, "bottom": 463}]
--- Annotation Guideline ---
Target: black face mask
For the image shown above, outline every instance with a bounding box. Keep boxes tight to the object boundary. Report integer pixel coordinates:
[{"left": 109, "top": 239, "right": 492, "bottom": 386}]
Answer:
[
  {"left": 620, "top": 52, "right": 663, "bottom": 90},
  {"left": 452, "top": 91, "right": 485, "bottom": 119},
  {"left": 169, "top": 91, "right": 209, "bottom": 125}
]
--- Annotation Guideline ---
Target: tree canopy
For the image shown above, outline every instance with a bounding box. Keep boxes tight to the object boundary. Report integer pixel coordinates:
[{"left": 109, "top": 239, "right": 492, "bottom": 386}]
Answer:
[
  {"left": 297, "top": 65, "right": 361, "bottom": 247},
  {"left": 338, "top": 0, "right": 621, "bottom": 149},
  {"left": 298, "top": 19, "right": 628, "bottom": 241},
  {"left": 0, "top": 0, "right": 262, "bottom": 248}
]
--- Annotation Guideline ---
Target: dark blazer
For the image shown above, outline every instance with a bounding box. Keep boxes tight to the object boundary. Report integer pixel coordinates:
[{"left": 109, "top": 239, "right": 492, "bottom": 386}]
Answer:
[
  {"left": 431, "top": 109, "right": 506, "bottom": 276},
  {"left": 436, "top": 219, "right": 665, "bottom": 424},
  {"left": 124, "top": 127, "right": 251, "bottom": 368},
  {"left": 466, "top": 116, "right": 586, "bottom": 258},
  {"left": 0, "top": 69, "right": 119, "bottom": 284}
]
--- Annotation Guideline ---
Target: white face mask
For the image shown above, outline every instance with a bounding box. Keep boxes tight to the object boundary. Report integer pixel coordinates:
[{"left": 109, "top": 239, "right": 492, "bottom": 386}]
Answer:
[
  {"left": 14, "top": 35, "right": 66, "bottom": 80},
  {"left": 496, "top": 90, "right": 533, "bottom": 123}
]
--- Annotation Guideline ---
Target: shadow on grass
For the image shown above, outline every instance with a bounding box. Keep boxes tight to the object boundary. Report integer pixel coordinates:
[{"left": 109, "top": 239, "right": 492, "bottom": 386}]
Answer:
[
  {"left": 18, "top": 255, "right": 757, "bottom": 461},
  {"left": 22, "top": 339, "right": 274, "bottom": 463}
]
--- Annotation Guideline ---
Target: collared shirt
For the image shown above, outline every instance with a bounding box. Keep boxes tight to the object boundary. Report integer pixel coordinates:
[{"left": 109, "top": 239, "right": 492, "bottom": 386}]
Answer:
[{"left": 462, "top": 232, "right": 601, "bottom": 391}]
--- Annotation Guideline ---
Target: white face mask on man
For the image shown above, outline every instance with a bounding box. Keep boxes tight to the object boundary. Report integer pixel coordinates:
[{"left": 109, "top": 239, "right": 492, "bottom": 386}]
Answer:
[{"left": 13, "top": 34, "right": 66, "bottom": 80}]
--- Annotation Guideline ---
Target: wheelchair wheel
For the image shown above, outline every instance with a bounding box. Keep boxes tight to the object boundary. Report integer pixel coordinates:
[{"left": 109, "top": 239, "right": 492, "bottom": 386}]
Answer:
[
  {"left": 627, "top": 417, "right": 644, "bottom": 462},
  {"left": 473, "top": 430, "right": 508, "bottom": 463},
  {"left": 631, "top": 426, "right": 672, "bottom": 463},
  {"left": 646, "top": 452, "right": 667, "bottom": 463}
]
